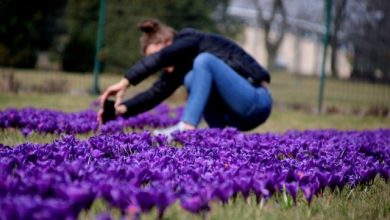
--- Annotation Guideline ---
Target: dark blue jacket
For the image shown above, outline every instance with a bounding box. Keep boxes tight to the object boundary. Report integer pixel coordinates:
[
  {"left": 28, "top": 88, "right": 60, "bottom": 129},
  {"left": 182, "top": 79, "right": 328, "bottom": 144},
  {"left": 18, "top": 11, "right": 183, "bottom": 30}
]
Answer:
[{"left": 122, "top": 28, "right": 270, "bottom": 118}]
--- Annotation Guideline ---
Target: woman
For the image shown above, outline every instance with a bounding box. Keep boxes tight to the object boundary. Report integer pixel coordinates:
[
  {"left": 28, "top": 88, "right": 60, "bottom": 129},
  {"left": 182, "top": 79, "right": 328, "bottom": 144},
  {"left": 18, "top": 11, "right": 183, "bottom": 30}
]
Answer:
[{"left": 99, "top": 19, "right": 272, "bottom": 135}]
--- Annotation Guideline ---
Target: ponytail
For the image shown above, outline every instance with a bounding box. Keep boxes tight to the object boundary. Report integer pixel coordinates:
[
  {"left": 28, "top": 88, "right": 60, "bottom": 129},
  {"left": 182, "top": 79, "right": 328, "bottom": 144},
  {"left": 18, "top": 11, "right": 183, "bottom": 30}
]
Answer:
[{"left": 138, "top": 19, "right": 176, "bottom": 54}]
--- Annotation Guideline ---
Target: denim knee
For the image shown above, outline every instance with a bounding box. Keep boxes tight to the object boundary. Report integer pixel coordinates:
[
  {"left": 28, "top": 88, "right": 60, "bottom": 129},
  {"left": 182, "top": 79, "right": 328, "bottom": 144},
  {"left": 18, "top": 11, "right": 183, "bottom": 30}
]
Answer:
[
  {"left": 193, "top": 52, "right": 217, "bottom": 70},
  {"left": 184, "top": 70, "right": 194, "bottom": 91}
]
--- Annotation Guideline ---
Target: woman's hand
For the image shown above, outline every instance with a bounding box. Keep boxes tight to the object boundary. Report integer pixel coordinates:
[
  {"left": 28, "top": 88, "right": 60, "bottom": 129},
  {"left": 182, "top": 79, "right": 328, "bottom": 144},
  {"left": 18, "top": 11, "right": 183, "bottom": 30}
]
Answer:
[
  {"left": 100, "top": 78, "right": 130, "bottom": 108},
  {"left": 97, "top": 108, "right": 104, "bottom": 125},
  {"left": 261, "top": 81, "right": 270, "bottom": 90},
  {"left": 98, "top": 78, "right": 129, "bottom": 125}
]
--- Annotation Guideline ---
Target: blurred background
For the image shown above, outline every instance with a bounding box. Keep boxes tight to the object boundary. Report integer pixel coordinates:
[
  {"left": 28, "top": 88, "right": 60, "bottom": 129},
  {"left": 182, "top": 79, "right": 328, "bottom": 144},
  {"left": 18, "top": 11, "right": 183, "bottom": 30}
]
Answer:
[{"left": 0, "top": 0, "right": 389, "bottom": 118}]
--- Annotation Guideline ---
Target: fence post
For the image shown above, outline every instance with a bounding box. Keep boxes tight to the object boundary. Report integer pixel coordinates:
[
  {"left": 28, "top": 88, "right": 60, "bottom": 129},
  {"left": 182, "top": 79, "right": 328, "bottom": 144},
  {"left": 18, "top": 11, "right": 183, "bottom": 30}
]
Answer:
[
  {"left": 93, "top": 0, "right": 106, "bottom": 95},
  {"left": 318, "top": 0, "right": 333, "bottom": 114}
]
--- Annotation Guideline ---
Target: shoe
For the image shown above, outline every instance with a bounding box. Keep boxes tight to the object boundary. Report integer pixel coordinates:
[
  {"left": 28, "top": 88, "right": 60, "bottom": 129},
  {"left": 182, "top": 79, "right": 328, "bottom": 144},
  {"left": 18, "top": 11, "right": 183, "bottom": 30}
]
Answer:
[
  {"left": 102, "top": 99, "right": 117, "bottom": 124},
  {"left": 153, "top": 121, "right": 187, "bottom": 138}
]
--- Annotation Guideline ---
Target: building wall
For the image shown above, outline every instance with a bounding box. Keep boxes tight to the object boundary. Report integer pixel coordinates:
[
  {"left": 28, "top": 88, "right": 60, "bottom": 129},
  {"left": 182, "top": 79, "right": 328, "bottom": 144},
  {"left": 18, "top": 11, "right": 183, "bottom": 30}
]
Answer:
[{"left": 239, "top": 26, "right": 351, "bottom": 78}]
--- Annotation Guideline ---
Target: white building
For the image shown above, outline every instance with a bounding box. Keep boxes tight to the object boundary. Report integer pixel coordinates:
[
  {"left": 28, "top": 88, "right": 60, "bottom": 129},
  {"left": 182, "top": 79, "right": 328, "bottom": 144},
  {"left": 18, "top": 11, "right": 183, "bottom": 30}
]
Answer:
[{"left": 228, "top": 0, "right": 352, "bottom": 77}]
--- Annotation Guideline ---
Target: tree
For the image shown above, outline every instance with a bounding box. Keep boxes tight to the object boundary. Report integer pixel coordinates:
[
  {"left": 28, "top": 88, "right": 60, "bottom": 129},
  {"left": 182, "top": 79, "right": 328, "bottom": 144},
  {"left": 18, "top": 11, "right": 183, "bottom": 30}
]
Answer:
[
  {"left": 252, "top": 0, "right": 287, "bottom": 71},
  {"left": 62, "top": 0, "right": 99, "bottom": 72},
  {"left": 213, "top": 0, "right": 245, "bottom": 39},
  {"left": 0, "top": 0, "right": 65, "bottom": 68},
  {"left": 329, "top": 0, "right": 348, "bottom": 78},
  {"left": 345, "top": 0, "right": 390, "bottom": 82}
]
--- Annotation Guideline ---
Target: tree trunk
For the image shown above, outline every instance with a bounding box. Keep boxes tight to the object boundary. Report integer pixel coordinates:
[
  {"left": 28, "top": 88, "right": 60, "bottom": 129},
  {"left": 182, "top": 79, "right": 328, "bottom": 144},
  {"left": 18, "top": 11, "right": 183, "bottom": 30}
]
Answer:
[
  {"left": 253, "top": 0, "right": 286, "bottom": 71},
  {"left": 330, "top": 0, "right": 347, "bottom": 78},
  {"left": 267, "top": 45, "right": 278, "bottom": 71}
]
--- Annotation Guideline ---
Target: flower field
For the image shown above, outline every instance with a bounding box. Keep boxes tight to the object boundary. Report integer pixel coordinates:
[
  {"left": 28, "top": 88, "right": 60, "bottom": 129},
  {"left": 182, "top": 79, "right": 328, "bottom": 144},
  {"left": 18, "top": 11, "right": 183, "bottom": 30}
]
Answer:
[
  {"left": 0, "top": 104, "right": 183, "bottom": 135},
  {"left": 0, "top": 105, "right": 389, "bottom": 220}
]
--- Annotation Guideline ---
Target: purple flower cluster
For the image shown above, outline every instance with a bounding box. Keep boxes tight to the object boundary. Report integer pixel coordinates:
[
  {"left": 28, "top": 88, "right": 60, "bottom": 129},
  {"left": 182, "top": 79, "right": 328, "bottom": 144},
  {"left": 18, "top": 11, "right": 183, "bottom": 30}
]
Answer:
[
  {"left": 0, "top": 105, "right": 183, "bottom": 135},
  {"left": 0, "top": 108, "right": 98, "bottom": 136},
  {"left": 99, "top": 105, "right": 183, "bottom": 134},
  {"left": 1, "top": 128, "right": 389, "bottom": 219}
]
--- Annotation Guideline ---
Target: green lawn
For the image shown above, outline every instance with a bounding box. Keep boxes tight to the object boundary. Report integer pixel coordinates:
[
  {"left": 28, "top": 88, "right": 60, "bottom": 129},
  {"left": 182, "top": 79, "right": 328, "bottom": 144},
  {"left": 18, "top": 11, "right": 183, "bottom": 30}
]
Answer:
[
  {"left": 77, "top": 178, "right": 390, "bottom": 220},
  {"left": 270, "top": 73, "right": 390, "bottom": 113},
  {"left": 1, "top": 69, "right": 390, "bottom": 219},
  {"left": 1, "top": 68, "right": 389, "bottom": 113}
]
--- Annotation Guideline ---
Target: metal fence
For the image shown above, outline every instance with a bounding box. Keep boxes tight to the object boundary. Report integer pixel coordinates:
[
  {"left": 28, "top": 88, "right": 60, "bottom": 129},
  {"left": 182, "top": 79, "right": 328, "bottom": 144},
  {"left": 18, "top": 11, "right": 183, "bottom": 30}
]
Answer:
[{"left": 225, "top": 0, "right": 390, "bottom": 116}]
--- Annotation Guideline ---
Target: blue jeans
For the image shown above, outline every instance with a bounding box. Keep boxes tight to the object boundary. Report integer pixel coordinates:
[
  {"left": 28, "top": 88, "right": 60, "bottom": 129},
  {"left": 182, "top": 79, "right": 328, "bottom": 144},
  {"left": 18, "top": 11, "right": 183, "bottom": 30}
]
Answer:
[{"left": 182, "top": 52, "right": 272, "bottom": 131}]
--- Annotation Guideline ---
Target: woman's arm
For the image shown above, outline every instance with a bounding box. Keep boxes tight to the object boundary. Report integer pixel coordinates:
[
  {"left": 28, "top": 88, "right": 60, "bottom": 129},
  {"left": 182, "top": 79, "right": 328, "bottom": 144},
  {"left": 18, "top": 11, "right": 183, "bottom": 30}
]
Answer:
[
  {"left": 98, "top": 75, "right": 180, "bottom": 123},
  {"left": 98, "top": 34, "right": 198, "bottom": 123},
  {"left": 119, "top": 73, "right": 182, "bottom": 118},
  {"left": 124, "top": 36, "right": 199, "bottom": 86},
  {"left": 100, "top": 78, "right": 130, "bottom": 107}
]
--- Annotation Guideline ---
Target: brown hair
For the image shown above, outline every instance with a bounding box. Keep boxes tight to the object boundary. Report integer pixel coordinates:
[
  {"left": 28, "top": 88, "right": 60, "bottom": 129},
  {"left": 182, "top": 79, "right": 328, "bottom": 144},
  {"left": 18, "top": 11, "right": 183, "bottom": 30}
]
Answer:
[{"left": 138, "top": 19, "right": 176, "bottom": 54}]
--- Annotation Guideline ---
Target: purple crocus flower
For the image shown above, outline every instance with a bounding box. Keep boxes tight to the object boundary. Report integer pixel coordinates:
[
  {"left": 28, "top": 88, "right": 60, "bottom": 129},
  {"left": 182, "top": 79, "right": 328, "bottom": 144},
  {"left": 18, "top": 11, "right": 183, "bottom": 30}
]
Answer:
[{"left": 181, "top": 195, "right": 210, "bottom": 214}]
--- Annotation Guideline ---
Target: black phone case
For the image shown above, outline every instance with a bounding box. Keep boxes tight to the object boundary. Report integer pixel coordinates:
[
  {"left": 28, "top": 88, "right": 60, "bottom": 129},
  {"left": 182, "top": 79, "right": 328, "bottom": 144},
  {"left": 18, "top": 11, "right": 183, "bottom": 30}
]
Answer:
[{"left": 102, "top": 100, "right": 116, "bottom": 124}]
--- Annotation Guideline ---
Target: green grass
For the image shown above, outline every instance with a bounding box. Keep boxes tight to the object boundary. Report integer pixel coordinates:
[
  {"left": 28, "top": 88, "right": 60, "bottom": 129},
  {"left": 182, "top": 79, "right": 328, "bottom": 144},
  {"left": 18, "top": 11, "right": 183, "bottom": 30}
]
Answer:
[
  {"left": 1, "top": 68, "right": 390, "bottom": 219},
  {"left": 77, "top": 177, "right": 390, "bottom": 220},
  {"left": 270, "top": 73, "right": 390, "bottom": 112},
  {"left": 0, "top": 93, "right": 95, "bottom": 112},
  {"left": 1, "top": 68, "right": 389, "bottom": 113}
]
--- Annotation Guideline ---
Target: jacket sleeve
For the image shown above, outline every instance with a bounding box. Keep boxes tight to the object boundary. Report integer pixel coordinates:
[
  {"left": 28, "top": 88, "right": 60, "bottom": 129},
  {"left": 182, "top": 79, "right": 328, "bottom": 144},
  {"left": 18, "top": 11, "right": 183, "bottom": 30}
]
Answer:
[
  {"left": 124, "top": 36, "right": 199, "bottom": 85},
  {"left": 120, "top": 73, "right": 182, "bottom": 118}
]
